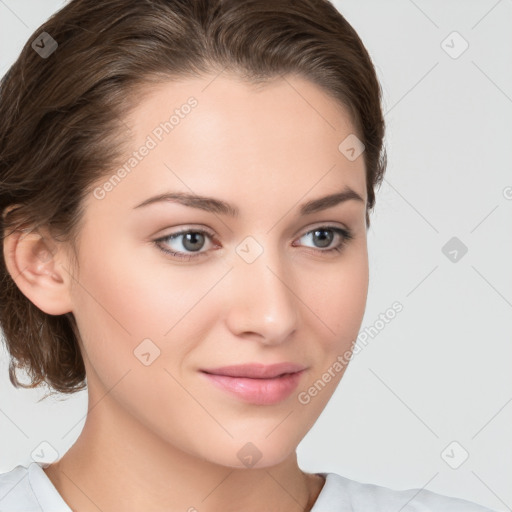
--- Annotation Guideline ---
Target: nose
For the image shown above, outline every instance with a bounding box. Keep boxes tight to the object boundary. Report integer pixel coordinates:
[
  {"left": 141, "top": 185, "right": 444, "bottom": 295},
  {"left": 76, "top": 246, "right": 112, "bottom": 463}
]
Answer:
[{"left": 224, "top": 244, "right": 299, "bottom": 346}]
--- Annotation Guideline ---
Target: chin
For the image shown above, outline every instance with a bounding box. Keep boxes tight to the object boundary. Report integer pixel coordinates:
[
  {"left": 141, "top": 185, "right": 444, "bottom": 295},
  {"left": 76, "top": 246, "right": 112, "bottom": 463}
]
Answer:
[{"left": 195, "top": 434, "right": 300, "bottom": 470}]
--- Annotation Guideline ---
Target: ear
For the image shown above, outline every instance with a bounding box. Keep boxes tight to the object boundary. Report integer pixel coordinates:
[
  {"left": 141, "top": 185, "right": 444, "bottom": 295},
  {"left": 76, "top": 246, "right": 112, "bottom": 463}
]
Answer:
[{"left": 3, "top": 225, "right": 74, "bottom": 315}]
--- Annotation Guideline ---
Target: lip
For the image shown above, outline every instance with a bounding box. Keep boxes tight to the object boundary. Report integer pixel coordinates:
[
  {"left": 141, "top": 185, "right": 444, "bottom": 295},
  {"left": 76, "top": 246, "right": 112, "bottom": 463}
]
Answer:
[
  {"left": 201, "top": 362, "right": 307, "bottom": 379},
  {"left": 200, "top": 363, "right": 307, "bottom": 405}
]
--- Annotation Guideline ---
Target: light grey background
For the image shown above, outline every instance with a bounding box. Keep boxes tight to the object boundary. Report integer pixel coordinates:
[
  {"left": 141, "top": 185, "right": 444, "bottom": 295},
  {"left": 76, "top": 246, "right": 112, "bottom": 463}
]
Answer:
[{"left": 0, "top": 1, "right": 511, "bottom": 511}]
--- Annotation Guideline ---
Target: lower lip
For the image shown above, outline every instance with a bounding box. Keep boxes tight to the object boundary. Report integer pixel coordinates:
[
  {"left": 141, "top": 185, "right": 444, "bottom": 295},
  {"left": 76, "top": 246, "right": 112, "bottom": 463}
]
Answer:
[{"left": 201, "top": 370, "right": 305, "bottom": 405}]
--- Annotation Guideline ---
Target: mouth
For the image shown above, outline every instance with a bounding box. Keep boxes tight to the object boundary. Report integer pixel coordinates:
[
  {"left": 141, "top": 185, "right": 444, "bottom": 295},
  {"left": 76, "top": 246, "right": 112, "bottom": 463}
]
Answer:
[
  {"left": 201, "top": 362, "right": 307, "bottom": 379},
  {"left": 199, "top": 363, "right": 307, "bottom": 405}
]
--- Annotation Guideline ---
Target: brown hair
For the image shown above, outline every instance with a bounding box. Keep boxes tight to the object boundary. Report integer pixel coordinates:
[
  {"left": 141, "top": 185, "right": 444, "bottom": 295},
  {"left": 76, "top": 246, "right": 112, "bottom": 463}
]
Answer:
[{"left": 0, "top": 0, "right": 386, "bottom": 396}]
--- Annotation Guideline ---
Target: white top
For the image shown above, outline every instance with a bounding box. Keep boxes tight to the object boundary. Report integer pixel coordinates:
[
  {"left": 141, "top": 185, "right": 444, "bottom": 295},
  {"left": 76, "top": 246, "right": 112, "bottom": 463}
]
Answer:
[{"left": 0, "top": 462, "right": 496, "bottom": 511}]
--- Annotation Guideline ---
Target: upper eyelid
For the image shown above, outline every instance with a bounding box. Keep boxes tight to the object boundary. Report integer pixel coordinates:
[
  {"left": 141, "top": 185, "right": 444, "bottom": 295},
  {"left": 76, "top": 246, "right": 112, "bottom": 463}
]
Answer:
[{"left": 158, "top": 223, "right": 347, "bottom": 240}]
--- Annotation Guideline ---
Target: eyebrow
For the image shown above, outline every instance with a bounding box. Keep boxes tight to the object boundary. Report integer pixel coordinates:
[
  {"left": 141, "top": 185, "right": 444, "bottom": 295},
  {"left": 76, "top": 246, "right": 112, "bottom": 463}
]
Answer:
[{"left": 133, "top": 186, "right": 365, "bottom": 217}]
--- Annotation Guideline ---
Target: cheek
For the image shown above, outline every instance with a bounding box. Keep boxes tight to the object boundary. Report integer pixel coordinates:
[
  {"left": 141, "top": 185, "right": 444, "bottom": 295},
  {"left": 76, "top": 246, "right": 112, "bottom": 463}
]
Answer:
[
  {"left": 304, "top": 243, "right": 369, "bottom": 345},
  {"left": 69, "top": 246, "right": 222, "bottom": 378},
  {"left": 292, "top": 251, "right": 368, "bottom": 418},
  {"left": 68, "top": 253, "right": 206, "bottom": 427},
  {"left": 72, "top": 242, "right": 178, "bottom": 334}
]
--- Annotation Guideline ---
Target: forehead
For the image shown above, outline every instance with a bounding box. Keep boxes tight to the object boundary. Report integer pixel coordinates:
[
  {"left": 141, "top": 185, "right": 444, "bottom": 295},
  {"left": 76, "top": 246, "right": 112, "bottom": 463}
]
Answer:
[
  {"left": 86, "top": 72, "right": 366, "bottom": 219},
  {"left": 123, "top": 72, "right": 361, "bottom": 155}
]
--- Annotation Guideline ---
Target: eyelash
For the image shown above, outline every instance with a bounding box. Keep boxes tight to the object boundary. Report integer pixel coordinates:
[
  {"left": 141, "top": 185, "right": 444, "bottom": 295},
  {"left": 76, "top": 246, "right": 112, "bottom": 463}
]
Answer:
[{"left": 154, "top": 225, "right": 354, "bottom": 261}]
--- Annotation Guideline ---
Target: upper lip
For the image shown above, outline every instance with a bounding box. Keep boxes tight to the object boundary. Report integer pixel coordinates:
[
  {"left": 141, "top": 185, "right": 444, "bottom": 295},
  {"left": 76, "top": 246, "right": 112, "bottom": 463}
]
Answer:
[{"left": 201, "top": 362, "right": 307, "bottom": 379}]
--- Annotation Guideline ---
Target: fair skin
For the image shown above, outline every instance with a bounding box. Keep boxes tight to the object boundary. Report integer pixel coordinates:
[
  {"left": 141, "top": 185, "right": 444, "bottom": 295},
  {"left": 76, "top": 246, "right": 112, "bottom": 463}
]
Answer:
[{"left": 4, "top": 72, "right": 369, "bottom": 511}]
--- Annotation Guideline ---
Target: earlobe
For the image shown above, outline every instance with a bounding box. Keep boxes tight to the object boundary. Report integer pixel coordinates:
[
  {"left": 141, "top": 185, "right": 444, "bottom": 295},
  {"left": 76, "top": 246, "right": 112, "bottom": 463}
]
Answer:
[{"left": 3, "top": 226, "right": 74, "bottom": 315}]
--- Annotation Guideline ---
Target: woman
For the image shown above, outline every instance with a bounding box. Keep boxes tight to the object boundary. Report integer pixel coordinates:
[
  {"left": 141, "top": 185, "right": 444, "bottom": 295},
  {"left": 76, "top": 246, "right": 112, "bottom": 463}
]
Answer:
[{"left": 0, "top": 0, "right": 497, "bottom": 510}]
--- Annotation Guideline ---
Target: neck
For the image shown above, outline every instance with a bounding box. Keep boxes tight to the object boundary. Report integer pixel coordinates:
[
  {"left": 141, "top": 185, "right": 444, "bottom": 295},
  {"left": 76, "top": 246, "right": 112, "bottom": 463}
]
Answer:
[{"left": 43, "top": 384, "right": 325, "bottom": 512}]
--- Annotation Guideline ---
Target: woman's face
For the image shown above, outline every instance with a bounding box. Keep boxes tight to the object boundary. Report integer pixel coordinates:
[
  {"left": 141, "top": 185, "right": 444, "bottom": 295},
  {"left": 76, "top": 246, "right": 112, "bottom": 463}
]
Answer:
[{"left": 65, "top": 72, "right": 369, "bottom": 468}]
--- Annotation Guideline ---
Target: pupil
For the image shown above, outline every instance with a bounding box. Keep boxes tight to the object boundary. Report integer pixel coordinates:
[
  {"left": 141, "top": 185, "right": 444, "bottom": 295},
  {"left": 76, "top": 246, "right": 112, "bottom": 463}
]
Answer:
[
  {"left": 183, "top": 232, "right": 204, "bottom": 252},
  {"left": 314, "top": 229, "right": 332, "bottom": 248}
]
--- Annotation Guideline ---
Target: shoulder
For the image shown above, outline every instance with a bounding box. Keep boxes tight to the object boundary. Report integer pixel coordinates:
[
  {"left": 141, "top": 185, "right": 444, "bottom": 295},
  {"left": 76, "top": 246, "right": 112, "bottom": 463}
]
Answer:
[
  {"left": 0, "top": 463, "right": 39, "bottom": 511},
  {"left": 314, "top": 472, "right": 497, "bottom": 512},
  {"left": 0, "top": 462, "right": 71, "bottom": 512}
]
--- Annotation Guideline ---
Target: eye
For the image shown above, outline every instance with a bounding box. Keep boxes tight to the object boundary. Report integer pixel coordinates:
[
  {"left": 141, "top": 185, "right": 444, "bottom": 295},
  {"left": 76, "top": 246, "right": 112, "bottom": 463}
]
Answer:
[
  {"left": 154, "top": 228, "right": 216, "bottom": 260},
  {"left": 154, "top": 225, "right": 354, "bottom": 261},
  {"left": 293, "top": 225, "right": 353, "bottom": 255}
]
